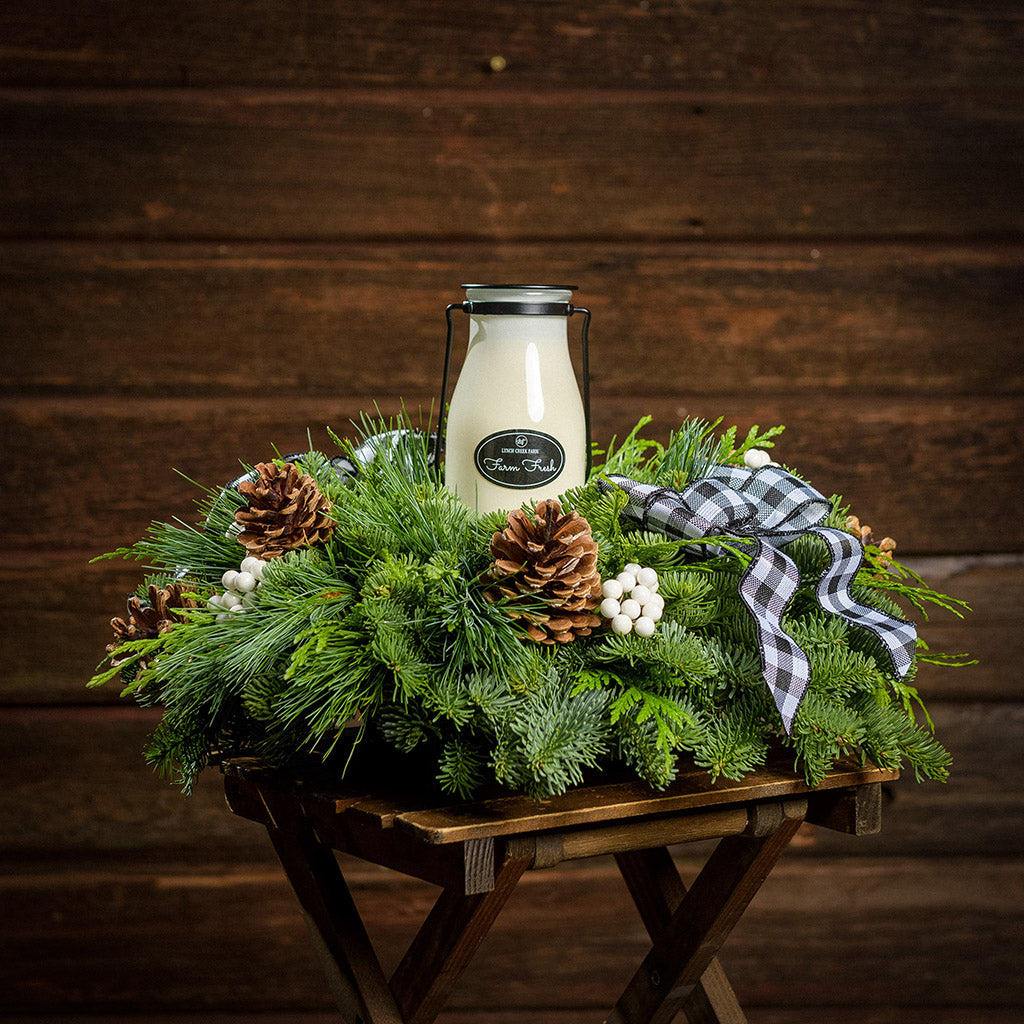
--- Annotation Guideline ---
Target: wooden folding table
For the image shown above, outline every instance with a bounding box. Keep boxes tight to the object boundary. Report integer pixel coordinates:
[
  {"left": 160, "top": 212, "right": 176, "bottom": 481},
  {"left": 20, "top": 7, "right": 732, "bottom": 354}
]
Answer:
[{"left": 223, "top": 755, "right": 896, "bottom": 1024}]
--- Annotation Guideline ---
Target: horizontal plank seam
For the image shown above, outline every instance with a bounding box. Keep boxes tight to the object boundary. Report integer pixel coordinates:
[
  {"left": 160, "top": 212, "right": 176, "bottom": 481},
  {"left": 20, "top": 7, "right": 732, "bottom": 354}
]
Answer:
[
  {"left": 3, "top": 237, "right": 1024, "bottom": 256},
  {"left": 3, "top": 230, "right": 1024, "bottom": 248},
  {"left": 5, "top": 85, "right": 1024, "bottom": 105}
]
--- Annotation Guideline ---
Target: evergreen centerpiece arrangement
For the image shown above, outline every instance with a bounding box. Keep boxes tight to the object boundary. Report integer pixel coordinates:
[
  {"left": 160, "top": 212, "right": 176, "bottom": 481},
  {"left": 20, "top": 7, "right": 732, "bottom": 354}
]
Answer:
[{"left": 91, "top": 415, "right": 969, "bottom": 799}]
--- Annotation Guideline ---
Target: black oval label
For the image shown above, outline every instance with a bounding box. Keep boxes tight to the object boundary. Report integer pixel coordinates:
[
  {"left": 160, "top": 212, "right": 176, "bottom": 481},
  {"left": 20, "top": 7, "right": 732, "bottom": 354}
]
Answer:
[{"left": 474, "top": 430, "right": 566, "bottom": 489}]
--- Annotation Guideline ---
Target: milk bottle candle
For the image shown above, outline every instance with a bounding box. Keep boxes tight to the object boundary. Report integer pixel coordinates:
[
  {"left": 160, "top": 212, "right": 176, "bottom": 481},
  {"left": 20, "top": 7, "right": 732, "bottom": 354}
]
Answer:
[{"left": 442, "top": 284, "right": 590, "bottom": 515}]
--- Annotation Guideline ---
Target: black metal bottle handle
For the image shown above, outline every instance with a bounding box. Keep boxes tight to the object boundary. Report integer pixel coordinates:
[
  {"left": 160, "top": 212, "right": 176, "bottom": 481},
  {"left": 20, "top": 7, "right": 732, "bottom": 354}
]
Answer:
[{"left": 432, "top": 300, "right": 592, "bottom": 479}]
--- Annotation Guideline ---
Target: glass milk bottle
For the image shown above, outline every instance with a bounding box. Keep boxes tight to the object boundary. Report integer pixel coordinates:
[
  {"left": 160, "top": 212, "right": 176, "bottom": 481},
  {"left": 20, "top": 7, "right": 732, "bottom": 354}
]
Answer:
[{"left": 442, "top": 284, "right": 590, "bottom": 515}]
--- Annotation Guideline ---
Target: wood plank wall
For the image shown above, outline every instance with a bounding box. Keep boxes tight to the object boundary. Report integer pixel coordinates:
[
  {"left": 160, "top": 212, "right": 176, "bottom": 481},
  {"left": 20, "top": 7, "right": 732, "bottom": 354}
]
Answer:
[{"left": 2, "top": 2, "right": 1022, "bottom": 1021}]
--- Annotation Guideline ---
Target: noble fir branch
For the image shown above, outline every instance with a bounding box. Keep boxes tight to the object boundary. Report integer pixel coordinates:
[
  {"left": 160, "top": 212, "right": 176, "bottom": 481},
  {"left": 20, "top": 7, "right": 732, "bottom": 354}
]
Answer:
[
  {"left": 703, "top": 638, "right": 766, "bottom": 695},
  {"left": 490, "top": 671, "right": 610, "bottom": 800},
  {"left": 788, "top": 691, "right": 868, "bottom": 787},
  {"left": 587, "top": 620, "right": 718, "bottom": 681},
  {"left": 654, "top": 569, "right": 720, "bottom": 629},
  {"left": 376, "top": 704, "right": 437, "bottom": 754},
  {"left": 691, "top": 701, "right": 770, "bottom": 782},
  {"left": 425, "top": 674, "right": 484, "bottom": 728},
  {"left": 854, "top": 695, "right": 952, "bottom": 782},
  {"left": 437, "top": 738, "right": 487, "bottom": 799}
]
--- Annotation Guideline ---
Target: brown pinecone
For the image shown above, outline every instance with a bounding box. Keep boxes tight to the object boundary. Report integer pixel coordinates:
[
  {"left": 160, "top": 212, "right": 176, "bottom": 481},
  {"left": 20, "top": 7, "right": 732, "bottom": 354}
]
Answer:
[
  {"left": 235, "top": 461, "right": 335, "bottom": 559},
  {"left": 487, "top": 499, "right": 602, "bottom": 645},
  {"left": 107, "top": 582, "right": 198, "bottom": 668},
  {"left": 845, "top": 514, "right": 897, "bottom": 563}
]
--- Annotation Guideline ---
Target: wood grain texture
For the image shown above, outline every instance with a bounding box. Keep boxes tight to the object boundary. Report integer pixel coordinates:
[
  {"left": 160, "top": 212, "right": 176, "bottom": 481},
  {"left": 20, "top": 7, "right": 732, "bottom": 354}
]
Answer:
[
  {"left": 391, "top": 767, "right": 883, "bottom": 846},
  {"left": 2, "top": 91, "right": 1021, "bottom": 241},
  {"left": 615, "top": 846, "right": 746, "bottom": 1024},
  {"left": 0, "top": 1015, "right": 1021, "bottom": 1024},
  {"left": 1, "top": 855, "right": 1020, "bottom": 1014},
  {"left": 3, "top": 3, "right": 1021, "bottom": 1020},
  {"left": 3, "top": 1, "right": 1023, "bottom": 91},
  {"left": 267, "top": 824, "right": 404, "bottom": 1024},
  {"left": 1, "top": 1013, "right": 1020, "bottom": 1024},
  {"left": 5, "top": 393, "right": 1019, "bottom": 556},
  {"left": 3, "top": 242, "right": 1021, "bottom": 398},
  {"left": 1, "top": 703, "right": 1020, "bottom": 859},
  {"left": 608, "top": 804, "right": 805, "bottom": 1024}
]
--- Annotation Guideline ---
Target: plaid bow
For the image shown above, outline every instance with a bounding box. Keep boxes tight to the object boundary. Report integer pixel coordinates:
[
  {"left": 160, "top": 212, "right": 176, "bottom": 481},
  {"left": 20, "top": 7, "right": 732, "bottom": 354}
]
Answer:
[{"left": 601, "top": 465, "right": 917, "bottom": 733}]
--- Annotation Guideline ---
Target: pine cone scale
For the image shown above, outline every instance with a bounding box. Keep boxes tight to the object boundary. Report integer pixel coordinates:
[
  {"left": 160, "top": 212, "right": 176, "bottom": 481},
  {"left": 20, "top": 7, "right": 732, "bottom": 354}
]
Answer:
[
  {"left": 106, "top": 583, "right": 198, "bottom": 670},
  {"left": 235, "top": 461, "right": 335, "bottom": 560},
  {"left": 486, "top": 499, "right": 602, "bottom": 645}
]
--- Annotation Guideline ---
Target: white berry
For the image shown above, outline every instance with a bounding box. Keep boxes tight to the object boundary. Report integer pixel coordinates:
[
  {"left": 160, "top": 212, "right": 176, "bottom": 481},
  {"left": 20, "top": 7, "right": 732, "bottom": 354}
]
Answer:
[
  {"left": 216, "top": 612, "right": 231, "bottom": 622},
  {"left": 645, "top": 592, "right": 665, "bottom": 612},
  {"left": 630, "top": 584, "right": 652, "bottom": 606},
  {"left": 634, "top": 616, "right": 656, "bottom": 638},
  {"left": 233, "top": 571, "right": 257, "bottom": 593},
  {"left": 620, "top": 598, "right": 642, "bottom": 620},
  {"left": 616, "top": 571, "right": 637, "bottom": 591},
  {"left": 242, "top": 556, "right": 267, "bottom": 580},
  {"left": 229, "top": 603, "right": 246, "bottom": 614},
  {"left": 610, "top": 614, "right": 633, "bottom": 635},
  {"left": 744, "top": 448, "right": 771, "bottom": 470},
  {"left": 221, "top": 569, "right": 239, "bottom": 590},
  {"left": 220, "top": 592, "right": 241, "bottom": 609},
  {"left": 642, "top": 602, "right": 663, "bottom": 623},
  {"left": 624, "top": 562, "right": 642, "bottom": 576},
  {"left": 600, "top": 597, "right": 621, "bottom": 619},
  {"left": 207, "top": 595, "right": 224, "bottom": 610},
  {"left": 602, "top": 579, "right": 624, "bottom": 601},
  {"left": 636, "top": 566, "right": 659, "bottom": 589}
]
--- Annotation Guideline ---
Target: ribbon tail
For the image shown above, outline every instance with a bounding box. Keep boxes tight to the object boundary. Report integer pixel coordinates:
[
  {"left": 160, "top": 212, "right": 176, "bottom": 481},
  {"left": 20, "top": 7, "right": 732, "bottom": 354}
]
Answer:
[
  {"left": 812, "top": 527, "right": 918, "bottom": 678},
  {"left": 738, "top": 539, "right": 809, "bottom": 734}
]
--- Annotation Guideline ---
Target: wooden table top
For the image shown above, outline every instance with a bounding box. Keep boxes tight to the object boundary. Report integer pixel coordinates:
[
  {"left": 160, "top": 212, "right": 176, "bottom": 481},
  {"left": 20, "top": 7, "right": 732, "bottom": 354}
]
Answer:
[{"left": 222, "top": 753, "right": 898, "bottom": 846}]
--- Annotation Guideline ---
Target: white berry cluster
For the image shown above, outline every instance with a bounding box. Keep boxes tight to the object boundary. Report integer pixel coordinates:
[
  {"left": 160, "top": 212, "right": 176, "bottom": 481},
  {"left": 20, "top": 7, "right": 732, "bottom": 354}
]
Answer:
[
  {"left": 599, "top": 563, "right": 664, "bottom": 638},
  {"left": 207, "top": 555, "right": 267, "bottom": 621}
]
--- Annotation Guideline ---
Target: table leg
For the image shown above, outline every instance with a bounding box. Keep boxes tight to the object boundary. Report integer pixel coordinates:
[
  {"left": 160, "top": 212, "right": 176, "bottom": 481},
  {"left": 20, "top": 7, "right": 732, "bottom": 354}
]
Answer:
[
  {"left": 615, "top": 847, "right": 747, "bottom": 1024},
  {"left": 267, "top": 824, "right": 404, "bottom": 1024},
  {"left": 606, "top": 798, "right": 806, "bottom": 1024},
  {"left": 390, "top": 849, "right": 533, "bottom": 1024}
]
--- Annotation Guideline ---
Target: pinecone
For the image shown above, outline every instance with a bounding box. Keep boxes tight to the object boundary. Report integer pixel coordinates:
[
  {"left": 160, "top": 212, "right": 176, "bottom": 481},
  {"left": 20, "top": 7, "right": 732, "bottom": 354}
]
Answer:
[
  {"left": 845, "top": 514, "right": 896, "bottom": 563},
  {"left": 107, "top": 583, "right": 198, "bottom": 668},
  {"left": 234, "top": 461, "right": 335, "bottom": 560},
  {"left": 487, "top": 499, "right": 602, "bottom": 644}
]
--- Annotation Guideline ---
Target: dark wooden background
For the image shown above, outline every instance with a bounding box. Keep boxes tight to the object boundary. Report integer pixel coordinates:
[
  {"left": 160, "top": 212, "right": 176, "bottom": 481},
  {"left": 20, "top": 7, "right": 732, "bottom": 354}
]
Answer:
[{"left": 2, "top": 2, "right": 1022, "bottom": 1021}]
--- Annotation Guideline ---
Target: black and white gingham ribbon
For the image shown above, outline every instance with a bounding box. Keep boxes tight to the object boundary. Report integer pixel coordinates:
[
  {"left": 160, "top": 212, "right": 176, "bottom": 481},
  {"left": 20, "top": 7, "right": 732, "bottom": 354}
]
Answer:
[{"left": 601, "top": 465, "right": 917, "bottom": 733}]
